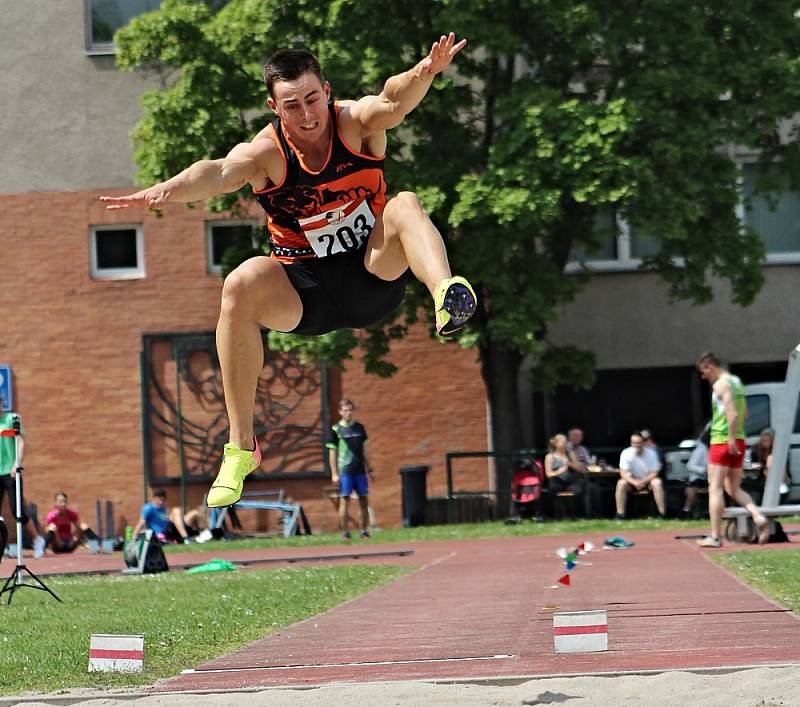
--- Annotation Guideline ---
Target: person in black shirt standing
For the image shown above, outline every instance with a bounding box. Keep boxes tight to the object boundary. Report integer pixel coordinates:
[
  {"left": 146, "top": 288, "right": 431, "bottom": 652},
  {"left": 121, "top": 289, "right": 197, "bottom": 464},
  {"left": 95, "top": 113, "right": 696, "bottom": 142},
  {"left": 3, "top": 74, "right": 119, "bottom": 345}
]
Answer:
[{"left": 327, "top": 399, "right": 374, "bottom": 539}]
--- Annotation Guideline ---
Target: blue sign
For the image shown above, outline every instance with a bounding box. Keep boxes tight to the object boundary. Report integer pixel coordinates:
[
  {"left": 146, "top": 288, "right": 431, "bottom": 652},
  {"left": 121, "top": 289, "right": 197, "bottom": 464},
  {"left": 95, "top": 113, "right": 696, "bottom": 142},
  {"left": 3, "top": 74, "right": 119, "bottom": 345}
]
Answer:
[{"left": 0, "top": 365, "right": 11, "bottom": 411}]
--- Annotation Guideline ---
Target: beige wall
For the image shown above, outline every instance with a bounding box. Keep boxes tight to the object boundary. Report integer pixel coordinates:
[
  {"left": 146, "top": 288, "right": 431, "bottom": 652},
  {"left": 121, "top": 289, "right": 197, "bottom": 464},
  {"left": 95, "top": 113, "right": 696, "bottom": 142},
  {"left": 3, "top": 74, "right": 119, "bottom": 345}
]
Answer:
[
  {"left": 0, "top": 0, "right": 157, "bottom": 193},
  {"left": 548, "top": 265, "right": 800, "bottom": 369}
]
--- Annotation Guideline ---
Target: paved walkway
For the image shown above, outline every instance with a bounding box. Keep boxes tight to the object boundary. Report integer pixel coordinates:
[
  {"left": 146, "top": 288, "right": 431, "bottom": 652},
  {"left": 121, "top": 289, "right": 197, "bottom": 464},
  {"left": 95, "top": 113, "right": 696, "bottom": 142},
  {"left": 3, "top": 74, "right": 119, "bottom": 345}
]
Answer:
[{"left": 135, "top": 528, "right": 800, "bottom": 692}]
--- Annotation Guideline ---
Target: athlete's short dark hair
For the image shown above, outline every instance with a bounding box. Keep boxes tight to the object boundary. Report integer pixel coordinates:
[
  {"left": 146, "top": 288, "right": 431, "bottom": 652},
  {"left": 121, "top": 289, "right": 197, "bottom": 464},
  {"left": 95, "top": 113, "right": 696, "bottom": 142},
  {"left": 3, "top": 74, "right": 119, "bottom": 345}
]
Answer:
[
  {"left": 696, "top": 351, "right": 720, "bottom": 369},
  {"left": 338, "top": 398, "right": 354, "bottom": 410},
  {"left": 153, "top": 488, "right": 167, "bottom": 500},
  {"left": 263, "top": 49, "right": 324, "bottom": 98}
]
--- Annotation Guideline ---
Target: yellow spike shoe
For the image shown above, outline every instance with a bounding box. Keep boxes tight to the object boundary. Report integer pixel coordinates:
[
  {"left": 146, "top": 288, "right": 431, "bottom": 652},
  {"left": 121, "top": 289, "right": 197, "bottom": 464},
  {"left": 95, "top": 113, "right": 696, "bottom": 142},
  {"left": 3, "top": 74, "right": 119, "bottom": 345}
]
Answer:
[
  {"left": 434, "top": 276, "right": 477, "bottom": 336},
  {"left": 207, "top": 436, "right": 262, "bottom": 507}
]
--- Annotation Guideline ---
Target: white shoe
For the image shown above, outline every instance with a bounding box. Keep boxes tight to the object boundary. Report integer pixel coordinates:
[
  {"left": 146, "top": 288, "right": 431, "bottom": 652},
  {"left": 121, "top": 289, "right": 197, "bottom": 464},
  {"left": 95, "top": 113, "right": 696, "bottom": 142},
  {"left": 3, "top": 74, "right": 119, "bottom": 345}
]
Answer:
[
  {"left": 33, "top": 535, "right": 46, "bottom": 559},
  {"left": 195, "top": 528, "right": 213, "bottom": 544}
]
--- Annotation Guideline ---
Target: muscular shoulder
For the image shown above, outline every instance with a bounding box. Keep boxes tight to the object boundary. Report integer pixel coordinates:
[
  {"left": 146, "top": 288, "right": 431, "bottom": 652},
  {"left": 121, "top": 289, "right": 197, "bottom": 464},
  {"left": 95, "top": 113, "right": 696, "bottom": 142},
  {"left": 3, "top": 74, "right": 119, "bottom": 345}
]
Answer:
[
  {"left": 217, "top": 126, "right": 283, "bottom": 192},
  {"left": 337, "top": 99, "right": 387, "bottom": 157},
  {"left": 713, "top": 377, "right": 733, "bottom": 398}
]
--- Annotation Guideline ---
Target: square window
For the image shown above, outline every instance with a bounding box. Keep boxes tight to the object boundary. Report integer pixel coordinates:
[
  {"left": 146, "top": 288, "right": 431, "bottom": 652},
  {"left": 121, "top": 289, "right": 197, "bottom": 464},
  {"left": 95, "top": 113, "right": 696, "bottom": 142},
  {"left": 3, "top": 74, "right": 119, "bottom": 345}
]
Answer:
[
  {"left": 206, "top": 221, "right": 261, "bottom": 274},
  {"left": 628, "top": 226, "right": 660, "bottom": 259},
  {"left": 85, "top": 0, "right": 163, "bottom": 54},
  {"left": 569, "top": 209, "right": 618, "bottom": 263},
  {"left": 90, "top": 225, "right": 144, "bottom": 279},
  {"left": 742, "top": 163, "right": 800, "bottom": 256}
]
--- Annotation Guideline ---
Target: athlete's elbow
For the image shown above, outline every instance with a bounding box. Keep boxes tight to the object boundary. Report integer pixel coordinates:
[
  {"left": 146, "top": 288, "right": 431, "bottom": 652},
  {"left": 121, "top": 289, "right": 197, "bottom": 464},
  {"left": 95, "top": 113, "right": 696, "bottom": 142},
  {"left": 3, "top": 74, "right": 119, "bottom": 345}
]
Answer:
[
  {"left": 371, "top": 97, "right": 407, "bottom": 130},
  {"left": 219, "top": 167, "right": 250, "bottom": 194}
]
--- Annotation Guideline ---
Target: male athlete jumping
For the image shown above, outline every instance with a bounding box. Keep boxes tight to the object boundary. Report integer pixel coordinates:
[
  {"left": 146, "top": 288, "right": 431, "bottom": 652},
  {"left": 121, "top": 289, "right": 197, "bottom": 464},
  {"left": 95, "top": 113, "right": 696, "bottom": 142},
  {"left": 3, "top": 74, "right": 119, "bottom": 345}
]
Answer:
[{"left": 101, "top": 33, "right": 477, "bottom": 507}]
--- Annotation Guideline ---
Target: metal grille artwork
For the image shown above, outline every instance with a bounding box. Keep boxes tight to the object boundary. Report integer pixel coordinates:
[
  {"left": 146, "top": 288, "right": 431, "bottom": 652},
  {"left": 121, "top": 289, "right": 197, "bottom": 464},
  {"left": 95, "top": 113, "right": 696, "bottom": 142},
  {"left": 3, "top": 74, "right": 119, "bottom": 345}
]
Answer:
[{"left": 140, "top": 332, "right": 328, "bottom": 487}]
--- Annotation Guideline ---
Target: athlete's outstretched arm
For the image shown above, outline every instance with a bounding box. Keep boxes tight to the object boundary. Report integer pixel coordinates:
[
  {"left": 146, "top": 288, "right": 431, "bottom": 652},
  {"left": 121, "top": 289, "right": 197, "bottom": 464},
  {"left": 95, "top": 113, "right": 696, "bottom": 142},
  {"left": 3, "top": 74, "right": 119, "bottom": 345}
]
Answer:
[
  {"left": 100, "top": 142, "right": 262, "bottom": 210},
  {"left": 352, "top": 32, "right": 467, "bottom": 134}
]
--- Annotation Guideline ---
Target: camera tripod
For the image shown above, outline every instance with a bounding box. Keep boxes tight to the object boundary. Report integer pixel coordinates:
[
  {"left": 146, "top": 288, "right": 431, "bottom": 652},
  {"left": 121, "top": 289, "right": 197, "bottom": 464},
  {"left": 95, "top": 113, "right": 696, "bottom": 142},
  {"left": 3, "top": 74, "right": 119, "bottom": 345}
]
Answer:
[{"left": 0, "top": 415, "right": 60, "bottom": 605}]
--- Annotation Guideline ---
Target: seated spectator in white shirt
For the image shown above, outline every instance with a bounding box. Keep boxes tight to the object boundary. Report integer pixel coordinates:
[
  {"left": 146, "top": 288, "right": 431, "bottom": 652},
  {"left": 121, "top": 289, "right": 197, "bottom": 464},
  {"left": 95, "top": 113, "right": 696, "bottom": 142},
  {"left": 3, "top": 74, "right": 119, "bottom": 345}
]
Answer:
[{"left": 615, "top": 432, "right": 666, "bottom": 519}]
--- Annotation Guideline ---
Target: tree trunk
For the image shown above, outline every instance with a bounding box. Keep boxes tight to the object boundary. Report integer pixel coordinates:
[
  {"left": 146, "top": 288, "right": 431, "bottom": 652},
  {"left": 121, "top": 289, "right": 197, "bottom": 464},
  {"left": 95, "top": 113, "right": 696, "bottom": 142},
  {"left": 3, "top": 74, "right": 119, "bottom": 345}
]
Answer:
[{"left": 480, "top": 338, "right": 524, "bottom": 518}]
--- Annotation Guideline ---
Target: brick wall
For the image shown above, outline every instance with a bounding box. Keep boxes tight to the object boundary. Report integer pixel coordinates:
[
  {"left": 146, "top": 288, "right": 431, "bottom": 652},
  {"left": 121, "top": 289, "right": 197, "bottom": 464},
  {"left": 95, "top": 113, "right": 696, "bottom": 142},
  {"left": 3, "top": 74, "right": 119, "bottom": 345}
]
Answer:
[{"left": 1, "top": 189, "right": 489, "bottom": 537}]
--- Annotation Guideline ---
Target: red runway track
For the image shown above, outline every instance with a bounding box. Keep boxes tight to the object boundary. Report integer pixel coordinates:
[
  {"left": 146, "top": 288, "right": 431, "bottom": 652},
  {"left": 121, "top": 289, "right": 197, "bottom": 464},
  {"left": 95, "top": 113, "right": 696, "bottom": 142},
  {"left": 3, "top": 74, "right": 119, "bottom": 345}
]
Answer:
[{"left": 134, "top": 529, "right": 800, "bottom": 692}]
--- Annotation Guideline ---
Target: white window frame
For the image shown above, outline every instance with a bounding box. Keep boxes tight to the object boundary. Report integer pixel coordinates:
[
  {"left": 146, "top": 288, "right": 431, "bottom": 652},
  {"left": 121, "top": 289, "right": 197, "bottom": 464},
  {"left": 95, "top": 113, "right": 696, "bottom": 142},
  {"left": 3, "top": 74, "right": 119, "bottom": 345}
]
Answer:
[
  {"left": 738, "top": 159, "right": 800, "bottom": 266},
  {"left": 205, "top": 219, "right": 261, "bottom": 275},
  {"left": 568, "top": 159, "right": 800, "bottom": 273},
  {"left": 89, "top": 224, "right": 145, "bottom": 280},
  {"left": 84, "top": 0, "right": 116, "bottom": 55},
  {"left": 84, "top": 0, "right": 163, "bottom": 56}
]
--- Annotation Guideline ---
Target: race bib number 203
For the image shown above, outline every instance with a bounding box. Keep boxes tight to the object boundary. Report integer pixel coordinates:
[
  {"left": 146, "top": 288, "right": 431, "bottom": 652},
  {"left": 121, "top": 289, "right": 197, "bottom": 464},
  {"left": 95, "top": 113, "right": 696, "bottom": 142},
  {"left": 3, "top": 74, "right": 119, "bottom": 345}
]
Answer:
[{"left": 300, "top": 200, "right": 375, "bottom": 258}]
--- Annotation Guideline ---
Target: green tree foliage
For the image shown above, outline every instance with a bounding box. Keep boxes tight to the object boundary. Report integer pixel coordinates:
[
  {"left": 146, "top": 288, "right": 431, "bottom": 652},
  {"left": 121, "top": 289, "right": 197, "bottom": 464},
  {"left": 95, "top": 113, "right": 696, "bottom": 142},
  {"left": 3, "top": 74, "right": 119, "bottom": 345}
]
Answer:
[{"left": 117, "top": 0, "right": 800, "bottom": 502}]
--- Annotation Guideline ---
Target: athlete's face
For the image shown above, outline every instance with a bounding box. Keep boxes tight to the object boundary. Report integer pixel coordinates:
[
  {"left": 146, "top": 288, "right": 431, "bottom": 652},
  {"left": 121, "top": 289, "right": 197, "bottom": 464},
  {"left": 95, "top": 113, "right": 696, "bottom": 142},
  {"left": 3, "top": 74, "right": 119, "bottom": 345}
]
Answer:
[
  {"left": 697, "top": 361, "right": 716, "bottom": 382},
  {"left": 339, "top": 404, "right": 354, "bottom": 422},
  {"left": 268, "top": 73, "right": 331, "bottom": 146}
]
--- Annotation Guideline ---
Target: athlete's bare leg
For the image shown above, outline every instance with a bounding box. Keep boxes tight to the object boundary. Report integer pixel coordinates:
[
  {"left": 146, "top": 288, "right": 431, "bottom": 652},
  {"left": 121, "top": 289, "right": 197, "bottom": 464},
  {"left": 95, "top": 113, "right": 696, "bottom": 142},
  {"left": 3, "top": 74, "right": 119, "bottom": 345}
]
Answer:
[
  {"left": 216, "top": 257, "right": 303, "bottom": 449},
  {"left": 707, "top": 465, "right": 728, "bottom": 539},
  {"left": 723, "top": 467, "right": 767, "bottom": 525},
  {"left": 358, "top": 496, "right": 370, "bottom": 532},
  {"left": 364, "top": 191, "right": 451, "bottom": 293},
  {"left": 338, "top": 496, "right": 350, "bottom": 533}
]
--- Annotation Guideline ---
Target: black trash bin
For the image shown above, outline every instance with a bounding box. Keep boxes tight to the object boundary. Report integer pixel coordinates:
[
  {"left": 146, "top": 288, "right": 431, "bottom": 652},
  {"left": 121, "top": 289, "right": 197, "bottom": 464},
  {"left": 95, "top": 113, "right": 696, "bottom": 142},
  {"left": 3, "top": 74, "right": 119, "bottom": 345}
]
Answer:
[{"left": 400, "top": 465, "right": 429, "bottom": 527}]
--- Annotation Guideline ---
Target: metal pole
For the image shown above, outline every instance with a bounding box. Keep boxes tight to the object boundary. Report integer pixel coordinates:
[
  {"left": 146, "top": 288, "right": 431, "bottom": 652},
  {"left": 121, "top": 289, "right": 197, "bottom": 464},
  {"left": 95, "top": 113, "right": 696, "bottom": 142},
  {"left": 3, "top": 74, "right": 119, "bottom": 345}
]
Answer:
[
  {"left": 13, "top": 421, "right": 23, "bottom": 577},
  {"left": 96, "top": 499, "right": 102, "bottom": 540},
  {"left": 320, "top": 363, "right": 330, "bottom": 475},
  {"left": 139, "top": 349, "right": 150, "bottom": 505},
  {"left": 173, "top": 343, "right": 187, "bottom": 512},
  {"left": 446, "top": 453, "right": 454, "bottom": 524},
  {"left": 764, "top": 343, "right": 800, "bottom": 507}
]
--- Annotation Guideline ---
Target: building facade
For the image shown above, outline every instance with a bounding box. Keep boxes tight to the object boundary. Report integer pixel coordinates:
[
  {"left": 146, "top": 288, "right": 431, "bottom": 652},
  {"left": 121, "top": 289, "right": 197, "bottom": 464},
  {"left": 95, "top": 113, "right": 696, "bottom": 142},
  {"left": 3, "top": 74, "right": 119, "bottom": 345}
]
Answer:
[
  {"left": 2, "top": 2, "right": 798, "bottom": 534},
  {"left": 0, "top": 2, "right": 489, "bottom": 534}
]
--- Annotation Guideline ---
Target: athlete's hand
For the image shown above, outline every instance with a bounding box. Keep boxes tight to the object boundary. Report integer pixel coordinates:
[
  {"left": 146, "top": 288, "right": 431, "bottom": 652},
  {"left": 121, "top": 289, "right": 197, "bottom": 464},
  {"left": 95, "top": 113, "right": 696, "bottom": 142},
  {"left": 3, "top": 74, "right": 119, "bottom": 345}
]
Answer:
[
  {"left": 728, "top": 440, "right": 740, "bottom": 456},
  {"left": 100, "top": 186, "right": 170, "bottom": 211},
  {"left": 420, "top": 33, "right": 467, "bottom": 76}
]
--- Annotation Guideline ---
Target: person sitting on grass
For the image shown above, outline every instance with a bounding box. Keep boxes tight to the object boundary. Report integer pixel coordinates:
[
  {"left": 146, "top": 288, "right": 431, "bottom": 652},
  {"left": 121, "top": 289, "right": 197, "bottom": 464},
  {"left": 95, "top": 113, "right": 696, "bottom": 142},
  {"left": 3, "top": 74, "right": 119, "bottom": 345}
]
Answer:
[
  {"left": 133, "top": 489, "right": 195, "bottom": 545},
  {"left": 43, "top": 491, "right": 99, "bottom": 553}
]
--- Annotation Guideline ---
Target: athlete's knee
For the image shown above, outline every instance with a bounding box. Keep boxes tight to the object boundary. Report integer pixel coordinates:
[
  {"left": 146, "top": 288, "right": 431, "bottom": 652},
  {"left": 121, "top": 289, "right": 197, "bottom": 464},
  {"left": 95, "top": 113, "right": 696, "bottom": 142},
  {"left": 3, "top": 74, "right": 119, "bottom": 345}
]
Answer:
[
  {"left": 220, "top": 258, "right": 269, "bottom": 313},
  {"left": 220, "top": 267, "right": 250, "bottom": 312},
  {"left": 385, "top": 191, "right": 424, "bottom": 224},
  {"left": 651, "top": 478, "right": 663, "bottom": 490}
]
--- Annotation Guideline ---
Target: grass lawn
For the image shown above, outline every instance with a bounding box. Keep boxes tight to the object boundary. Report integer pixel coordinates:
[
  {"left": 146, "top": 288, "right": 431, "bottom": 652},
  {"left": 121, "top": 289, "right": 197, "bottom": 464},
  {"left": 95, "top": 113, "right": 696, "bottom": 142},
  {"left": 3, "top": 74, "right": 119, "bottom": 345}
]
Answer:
[
  {"left": 0, "top": 564, "right": 408, "bottom": 696},
  {"left": 714, "top": 548, "right": 800, "bottom": 614},
  {"left": 165, "top": 516, "right": 716, "bottom": 553}
]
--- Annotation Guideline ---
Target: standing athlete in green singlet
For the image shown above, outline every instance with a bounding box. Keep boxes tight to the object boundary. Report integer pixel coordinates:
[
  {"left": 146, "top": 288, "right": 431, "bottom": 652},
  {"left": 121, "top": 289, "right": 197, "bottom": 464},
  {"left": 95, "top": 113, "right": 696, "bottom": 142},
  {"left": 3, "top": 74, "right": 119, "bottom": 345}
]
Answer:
[{"left": 695, "top": 352, "right": 769, "bottom": 547}]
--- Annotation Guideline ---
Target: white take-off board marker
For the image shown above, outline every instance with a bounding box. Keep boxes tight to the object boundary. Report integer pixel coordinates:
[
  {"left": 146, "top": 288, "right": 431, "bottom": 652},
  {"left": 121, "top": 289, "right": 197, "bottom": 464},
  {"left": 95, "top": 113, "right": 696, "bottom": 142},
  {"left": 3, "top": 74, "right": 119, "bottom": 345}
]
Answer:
[
  {"left": 88, "top": 634, "right": 144, "bottom": 672},
  {"left": 553, "top": 609, "right": 608, "bottom": 654}
]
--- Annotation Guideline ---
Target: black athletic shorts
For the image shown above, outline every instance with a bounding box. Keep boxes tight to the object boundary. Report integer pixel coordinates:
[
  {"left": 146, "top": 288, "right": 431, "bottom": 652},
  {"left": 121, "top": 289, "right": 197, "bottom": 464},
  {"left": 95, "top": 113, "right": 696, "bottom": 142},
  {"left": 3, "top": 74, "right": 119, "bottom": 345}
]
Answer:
[{"left": 282, "top": 245, "right": 409, "bottom": 336}]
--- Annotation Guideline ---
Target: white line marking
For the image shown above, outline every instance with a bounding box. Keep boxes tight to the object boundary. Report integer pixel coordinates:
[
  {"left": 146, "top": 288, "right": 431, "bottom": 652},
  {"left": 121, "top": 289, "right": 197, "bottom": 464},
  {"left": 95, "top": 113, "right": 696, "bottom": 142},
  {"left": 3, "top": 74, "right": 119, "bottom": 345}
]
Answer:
[{"left": 182, "top": 654, "right": 514, "bottom": 675}]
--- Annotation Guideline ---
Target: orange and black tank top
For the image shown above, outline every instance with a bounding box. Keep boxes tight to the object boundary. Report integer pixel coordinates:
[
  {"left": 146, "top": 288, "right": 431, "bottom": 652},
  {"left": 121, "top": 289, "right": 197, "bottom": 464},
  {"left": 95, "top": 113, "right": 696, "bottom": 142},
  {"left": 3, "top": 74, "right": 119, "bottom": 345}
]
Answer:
[{"left": 254, "top": 101, "right": 386, "bottom": 264}]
